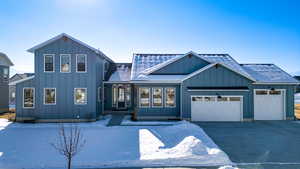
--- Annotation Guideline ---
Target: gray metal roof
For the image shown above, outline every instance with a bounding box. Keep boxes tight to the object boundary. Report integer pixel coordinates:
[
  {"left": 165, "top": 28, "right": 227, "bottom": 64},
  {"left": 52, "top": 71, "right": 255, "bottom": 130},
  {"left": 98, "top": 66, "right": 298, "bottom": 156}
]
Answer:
[
  {"left": 241, "top": 64, "right": 299, "bottom": 83},
  {"left": 131, "top": 53, "right": 252, "bottom": 81},
  {"left": 108, "top": 63, "right": 132, "bottom": 82},
  {"left": 0, "top": 52, "right": 14, "bottom": 66}
]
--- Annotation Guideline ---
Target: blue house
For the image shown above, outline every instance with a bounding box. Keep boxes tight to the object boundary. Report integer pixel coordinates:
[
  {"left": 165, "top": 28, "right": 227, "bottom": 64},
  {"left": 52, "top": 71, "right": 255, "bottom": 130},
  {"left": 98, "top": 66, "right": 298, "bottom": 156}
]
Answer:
[{"left": 15, "top": 33, "right": 299, "bottom": 122}]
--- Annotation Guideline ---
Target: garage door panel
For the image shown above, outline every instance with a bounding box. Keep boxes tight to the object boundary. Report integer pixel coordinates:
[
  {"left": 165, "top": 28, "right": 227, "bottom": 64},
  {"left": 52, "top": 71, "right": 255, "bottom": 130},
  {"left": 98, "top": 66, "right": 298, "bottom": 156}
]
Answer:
[{"left": 191, "top": 96, "right": 242, "bottom": 121}]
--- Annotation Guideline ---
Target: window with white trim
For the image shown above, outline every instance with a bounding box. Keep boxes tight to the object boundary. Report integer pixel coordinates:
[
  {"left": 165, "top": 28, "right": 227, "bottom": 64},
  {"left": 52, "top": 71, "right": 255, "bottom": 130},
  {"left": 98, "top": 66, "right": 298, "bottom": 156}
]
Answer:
[
  {"left": 165, "top": 87, "right": 176, "bottom": 107},
  {"left": 44, "top": 54, "right": 54, "bottom": 72},
  {"left": 139, "top": 88, "right": 150, "bottom": 107},
  {"left": 76, "top": 54, "right": 87, "bottom": 72},
  {"left": 74, "top": 88, "right": 87, "bottom": 105},
  {"left": 23, "top": 88, "right": 34, "bottom": 108},
  {"left": 44, "top": 88, "right": 56, "bottom": 105},
  {"left": 3, "top": 67, "right": 9, "bottom": 79},
  {"left": 60, "top": 54, "right": 71, "bottom": 72},
  {"left": 152, "top": 88, "right": 163, "bottom": 107}
]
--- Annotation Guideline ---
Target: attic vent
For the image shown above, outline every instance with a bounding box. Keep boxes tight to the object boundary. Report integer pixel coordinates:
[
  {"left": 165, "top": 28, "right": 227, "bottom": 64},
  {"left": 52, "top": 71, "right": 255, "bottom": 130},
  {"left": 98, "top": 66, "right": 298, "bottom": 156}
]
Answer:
[
  {"left": 63, "top": 36, "right": 68, "bottom": 42},
  {"left": 215, "top": 64, "right": 219, "bottom": 69},
  {"left": 188, "top": 54, "right": 192, "bottom": 58}
]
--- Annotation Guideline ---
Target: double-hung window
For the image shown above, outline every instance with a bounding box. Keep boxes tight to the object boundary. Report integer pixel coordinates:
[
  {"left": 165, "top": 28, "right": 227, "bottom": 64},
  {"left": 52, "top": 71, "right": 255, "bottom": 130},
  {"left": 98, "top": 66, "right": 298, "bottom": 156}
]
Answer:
[
  {"left": 76, "top": 54, "right": 87, "bottom": 72},
  {"left": 44, "top": 88, "right": 56, "bottom": 105},
  {"left": 3, "top": 67, "right": 9, "bottom": 80},
  {"left": 152, "top": 88, "right": 163, "bottom": 107},
  {"left": 165, "top": 87, "right": 176, "bottom": 107},
  {"left": 44, "top": 54, "right": 54, "bottom": 72},
  {"left": 74, "top": 88, "right": 87, "bottom": 105},
  {"left": 23, "top": 88, "right": 35, "bottom": 108},
  {"left": 139, "top": 88, "right": 150, "bottom": 107},
  {"left": 60, "top": 54, "right": 71, "bottom": 73}
]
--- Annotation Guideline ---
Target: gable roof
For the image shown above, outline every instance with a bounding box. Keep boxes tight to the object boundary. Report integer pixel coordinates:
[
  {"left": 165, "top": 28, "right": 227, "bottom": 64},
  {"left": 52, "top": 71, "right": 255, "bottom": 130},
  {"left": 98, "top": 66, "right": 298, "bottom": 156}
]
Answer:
[
  {"left": 131, "top": 51, "right": 253, "bottom": 81},
  {"left": 241, "top": 64, "right": 300, "bottom": 84},
  {"left": 0, "top": 52, "right": 14, "bottom": 66},
  {"left": 9, "top": 75, "right": 35, "bottom": 86},
  {"left": 182, "top": 63, "right": 255, "bottom": 82},
  {"left": 27, "top": 33, "right": 114, "bottom": 63},
  {"left": 10, "top": 73, "right": 34, "bottom": 82}
]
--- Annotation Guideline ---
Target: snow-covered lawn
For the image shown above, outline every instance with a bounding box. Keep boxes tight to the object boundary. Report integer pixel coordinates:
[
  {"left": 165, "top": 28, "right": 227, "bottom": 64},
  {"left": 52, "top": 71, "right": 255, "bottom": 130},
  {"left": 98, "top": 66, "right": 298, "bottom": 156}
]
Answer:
[{"left": 0, "top": 117, "right": 233, "bottom": 169}]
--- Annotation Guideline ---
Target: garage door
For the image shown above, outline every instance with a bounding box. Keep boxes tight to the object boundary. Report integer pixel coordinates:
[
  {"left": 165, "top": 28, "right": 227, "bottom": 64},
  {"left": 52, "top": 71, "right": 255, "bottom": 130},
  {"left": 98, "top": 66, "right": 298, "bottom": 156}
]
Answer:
[
  {"left": 191, "top": 96, "right": 243, "bottom": 121},
  {"left": 254, "top": 89, "right": 285, "bottom": 120}
]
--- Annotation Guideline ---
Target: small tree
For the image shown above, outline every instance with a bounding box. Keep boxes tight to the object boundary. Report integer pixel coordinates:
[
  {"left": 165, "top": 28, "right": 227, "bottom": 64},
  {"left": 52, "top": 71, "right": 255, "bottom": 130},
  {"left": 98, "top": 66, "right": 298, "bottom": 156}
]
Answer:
[{"left": 51, "top": 124, "right": 86, "bottom": 169}]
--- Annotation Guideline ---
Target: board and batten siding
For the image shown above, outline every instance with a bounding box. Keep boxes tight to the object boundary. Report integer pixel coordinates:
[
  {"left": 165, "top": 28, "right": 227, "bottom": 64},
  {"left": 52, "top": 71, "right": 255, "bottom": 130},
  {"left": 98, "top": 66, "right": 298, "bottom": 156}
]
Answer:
[
  {"left": 16, "top": 78, "right": 35, "bottom": 120},
  {"left": 16, "top": 37, "right": 105, "bottom": 121},
  {"left": 134, "top": 84, "right": 180, "bottom": 118},
  {"left": 181, "top": 64, "right": 253, "bottom": 120},
  {"left": 151, "top": 55, "right": 209, "bottom": 75},
  {"left": 0, "top": 65, "right": 9, "bottom": 113}
]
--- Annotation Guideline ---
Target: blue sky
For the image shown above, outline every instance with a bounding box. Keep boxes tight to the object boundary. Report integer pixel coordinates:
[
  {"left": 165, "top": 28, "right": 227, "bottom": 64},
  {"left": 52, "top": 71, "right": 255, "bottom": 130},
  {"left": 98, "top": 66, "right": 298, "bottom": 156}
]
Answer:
[{"left": 1, "top": 0, "right": 299, "bottom": 75}]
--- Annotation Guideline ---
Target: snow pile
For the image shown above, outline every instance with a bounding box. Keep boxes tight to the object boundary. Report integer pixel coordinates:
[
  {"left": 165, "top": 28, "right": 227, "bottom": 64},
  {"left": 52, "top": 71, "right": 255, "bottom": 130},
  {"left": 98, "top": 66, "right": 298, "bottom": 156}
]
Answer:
[
  {"left": 122, "top": 116, "right": 178, "bottom": 125},
  {"left": 0, "top": 118, "right": 232, "bottom": 169},
  {"left": 0, "top": 119, "right": 12, "bottom": 131}
]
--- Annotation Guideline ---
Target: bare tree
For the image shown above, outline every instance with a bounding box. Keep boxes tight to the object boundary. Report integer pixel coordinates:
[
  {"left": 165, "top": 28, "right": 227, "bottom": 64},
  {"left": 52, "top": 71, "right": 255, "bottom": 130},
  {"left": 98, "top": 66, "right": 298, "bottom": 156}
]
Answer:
[{"left": 51, "top": 124, "right": 86, "bottom": 169}]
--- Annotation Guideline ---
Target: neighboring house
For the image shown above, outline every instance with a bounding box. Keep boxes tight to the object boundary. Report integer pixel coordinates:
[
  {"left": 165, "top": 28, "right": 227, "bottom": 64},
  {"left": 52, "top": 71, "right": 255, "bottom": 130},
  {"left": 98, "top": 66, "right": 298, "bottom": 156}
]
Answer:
[
  {"left": 294, "top": 76, "right": 300, "bottom": 93},
  {"left": 9, "top": 73, "right": 34, "bottom": 110},
  {"left": 15, "top": 33, "right": 299, "bottom": 122},
  {"left": 0, "top": 52, "right": 14, "bottom": 114}
]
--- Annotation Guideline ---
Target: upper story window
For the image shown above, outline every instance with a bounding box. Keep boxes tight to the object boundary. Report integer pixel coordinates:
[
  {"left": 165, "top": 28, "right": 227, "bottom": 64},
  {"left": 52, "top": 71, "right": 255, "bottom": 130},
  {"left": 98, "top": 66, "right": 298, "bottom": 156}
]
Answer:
[
  {"left": 165, "top": 87, "right": 176, "bottom": 107},
  {"left": 3, "top": 67, "right": 9, "bottom": 79},
  {"left": 76, "top": 54, "right": 87, "bottom": 72},
  {"left": 23, "top": 88, "right": 35, "bottom": 108},
  {"left": 44, "top": 88, "right": 56, "bottom": 105},
  {"left": 139, "top": 87, "right": 150, "bottom": 108},
  {"left": 60, "top": 54, "right": 71, "bottom": 73},
  {"left": 44, "top": 54, "right": 54, "bottom": 72},
  {"left": 74, "top": 88, "right": 87, "bottom": 105}
]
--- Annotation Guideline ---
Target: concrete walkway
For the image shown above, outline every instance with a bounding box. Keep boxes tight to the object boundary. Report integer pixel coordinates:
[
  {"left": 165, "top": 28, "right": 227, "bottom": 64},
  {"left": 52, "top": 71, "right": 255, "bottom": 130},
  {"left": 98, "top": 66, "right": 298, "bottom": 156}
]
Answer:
[{"left": 107, "top": 114, "right": 125, "bottom": 126}]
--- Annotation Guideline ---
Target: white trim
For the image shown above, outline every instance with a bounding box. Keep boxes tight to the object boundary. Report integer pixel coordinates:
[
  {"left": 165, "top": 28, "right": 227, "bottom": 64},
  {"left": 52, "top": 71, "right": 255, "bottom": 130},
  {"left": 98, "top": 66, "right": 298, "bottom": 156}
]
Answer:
[
  {"left": 152, "top": 87, "right": 163, "bottom": 108},
  {"left": 104, "top": 81, "right": 131, "bottom": 84},
  {"left": 165, "top": 87, "right": 176, "bottom": 108},
  {"left": 139, "top": 87, "right": 150, "bottom": 108},
  {"left": 27, "top": 33, "right": 114, "bottom": 63},
  {"left": 9, "top": 76, "right": 35, "bottom": 85},
  {"left": 74, "top": 88, "right": 88, "bottom": 105},
  {"left": 187, "top": 89, "right": 249, "bottom": 92},
  {"left": 44, "top": 88, "right": 56, "bottom": 105},
  {"left": 23, "top": 87, "right": 35, "bottom": 109},
  {"left": 76, "top": 54, "right": 87, "bottom": 73},
  {"left": 98, "top": 87, "right": 101, "bottom": 102},
  {"left": 181, "top": 62, "right": 256, "bottom": 82},
  {"left": 253, "top": 89, "right": 286, "bottom": 120},
  {"left": 44, "top": 54, "right": 55, "bottom": 73},
  {"left": 190, "top": 95, "right": 244, "bottom": 121},
  {"left": 253, "top": 82, "right": 300, "bottom": 85},
  {"left": 60, "top": 54, "right": 71, "bottom": 73},
  {"left": 141, "top": 51, "right": 212, "bottom": 75}
]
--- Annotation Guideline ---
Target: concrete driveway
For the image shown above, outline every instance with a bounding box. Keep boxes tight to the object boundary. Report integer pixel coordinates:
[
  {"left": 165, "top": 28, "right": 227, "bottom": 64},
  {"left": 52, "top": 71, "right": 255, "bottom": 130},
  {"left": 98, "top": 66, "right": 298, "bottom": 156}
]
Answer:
[{"left": 196, "top": 121, "right": 300, "bottom": 168}]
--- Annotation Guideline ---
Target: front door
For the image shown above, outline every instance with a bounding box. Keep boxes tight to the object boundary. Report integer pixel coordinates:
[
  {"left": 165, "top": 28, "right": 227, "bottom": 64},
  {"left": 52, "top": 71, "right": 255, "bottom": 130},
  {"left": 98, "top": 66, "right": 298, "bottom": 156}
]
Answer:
[{"left": 117, "top": 87, "right": 126, "bottom": 109}]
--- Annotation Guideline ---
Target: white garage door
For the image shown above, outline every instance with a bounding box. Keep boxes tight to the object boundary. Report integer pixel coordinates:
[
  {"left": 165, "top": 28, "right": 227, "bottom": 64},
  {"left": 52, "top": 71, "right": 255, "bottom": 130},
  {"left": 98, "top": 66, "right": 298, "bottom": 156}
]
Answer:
[
  {"left": 254, "top": 89, "right": 285, "bottom": 120},
  {"left": 191, "top": 96, "right": 243, "bottom": 121}
]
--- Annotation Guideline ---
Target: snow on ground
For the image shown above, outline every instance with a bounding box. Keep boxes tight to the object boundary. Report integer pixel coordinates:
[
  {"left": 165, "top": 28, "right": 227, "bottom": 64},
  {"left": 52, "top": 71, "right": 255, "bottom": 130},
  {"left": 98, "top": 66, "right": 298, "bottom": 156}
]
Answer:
[
  {"left": 121, "top": 115, "right": 178, "bottom": 125},
  {"left": 0, "top": 116, "right": 233, "bottom": 169}
]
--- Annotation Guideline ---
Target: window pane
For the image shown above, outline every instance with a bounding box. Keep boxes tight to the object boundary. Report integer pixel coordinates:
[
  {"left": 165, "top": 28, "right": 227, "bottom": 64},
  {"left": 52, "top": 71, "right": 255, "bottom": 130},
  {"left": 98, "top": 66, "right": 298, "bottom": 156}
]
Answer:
[
  {"left": 192, "top": 97, "right": 202, "bottom": 101},
  {"left": 118, "top": 88, "right": 125, "bottom": 102},
  {"left": 229, "top": 97, "right": 241, "bottom": 101},
  {"left": 269, "top": 90, "right": 281, "bottom": 95},
  {"left": 61, "top": 55, "right": 70, "bottom": 72},
  {"left": 24, "top": 88, "right": 34, "bottom": 108},
  {"left": 256, "top": 90, "right": 267, "bottom": 95},
  {"left": 166, "top": 88, "right": 175, "bottom": 107},
  {"left": 77, "top": 54, "right": 86, "bottom": 72},
  {"left": 112, "top": 87, "right": 117, "bottom": 107},
  {"left": 44, "top": 88, "right": 55, "bottom": 104},
  {"left": 45, "top": 55, "right": 54, "bottom": 72},
  {"left": 152, "top": 88, "right": 162, "bottom": 107},
  {"left": 217, "top": 97, "right": 228, "bottom": 101},
  {"left": 125, "top": 86, "right": 131, "bottom": 106},
  {"left": 3, "top": 68, "right": 9, "bottom": 79},
  {"left": 139, "top": 88, "right": 150, "bottom": 107},
  {"left": 204, "top": 97, "right": 215, "bottom": 101},
  {"left": 75, "top": 88, "right": 87, "bottom": 104}
]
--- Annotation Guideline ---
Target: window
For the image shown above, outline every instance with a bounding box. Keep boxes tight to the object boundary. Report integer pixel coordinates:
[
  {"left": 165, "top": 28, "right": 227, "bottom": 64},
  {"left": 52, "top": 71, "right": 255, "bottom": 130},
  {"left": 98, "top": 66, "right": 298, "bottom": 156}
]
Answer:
[
  {"left": 269, "top": 90, "right": 281, "bottom": 95},
  {"left": 74, "top": 88, "right": 87, "bottom": 105},
  {"left": 165, "top": 87, "right": 176, "bottom": 107},
  {"left": 12, "top": 92, "right": 15, "bottom": 99},
  {"left": 125, "top": 86, "right": 131, "bottom": 106},
  {"left": 23, "top": 88, "right": 34, "bottom": 108},
  {"left": 139, "top": 88, "right": 150, "bottom": 107},
  {"left": 229, "top": 97, "right": 241, "bottom": 101},
  {"left": 76, "top": 54, "right": 87, "bottom": 72},
  {"left": 44, "top": 54, "right": 54, "bottom": 72},
  {"left": 112, "top": 86, "right": 117, "bottom": 107},
  {"left": 60, "top": 54, "right": 71, "bottom": 72},
  {"left": 217, "top": 97, "right": 228, "bottom": 101},
  {"left": 152, "top": 88, "right": 163, "bottom": 107},
  {"left": 204, "top": 96, "right": 215, "bottom": 101},
  {"left": 256, "top": 90, "right": 267, "bottom": 95},
  {"left": 192, "top": 96, "right": 203, "bottom": 102},
  {"left": 3, "top": 67, "right": 9, "bottom": 79},
  {"left": 44, "top": 88, "right": 56, "bottom": 105},
  {"left": 98, "top": 87, "right": 101, "bottom": 102}
]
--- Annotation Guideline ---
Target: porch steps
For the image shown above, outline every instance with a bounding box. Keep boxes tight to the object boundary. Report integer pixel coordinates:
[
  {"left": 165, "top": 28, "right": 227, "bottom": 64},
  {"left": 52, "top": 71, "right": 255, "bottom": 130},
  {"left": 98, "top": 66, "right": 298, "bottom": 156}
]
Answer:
[{"left": 107, "top": 114, "right": 125, "bottom": 126}]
